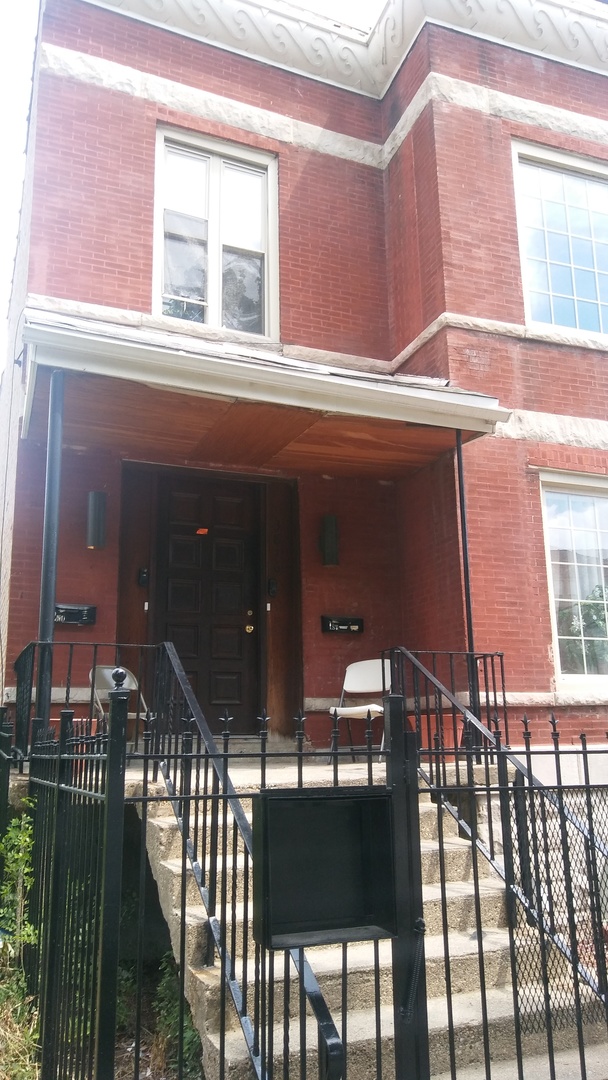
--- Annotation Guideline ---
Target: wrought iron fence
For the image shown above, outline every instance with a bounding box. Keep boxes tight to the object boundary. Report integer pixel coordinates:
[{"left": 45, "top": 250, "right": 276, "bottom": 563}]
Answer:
[
  {"left": 13, "top": 640, "right": 156, "bottom": 758},
  {"left": 386, "top": 645, "right": 608, "bottom": 1078},
  {"left": 8, "top": 639, "right": 608, "bottom": 1080},
  {"left": 26, "top": 707, "right": 123, "bottom": 1080}
]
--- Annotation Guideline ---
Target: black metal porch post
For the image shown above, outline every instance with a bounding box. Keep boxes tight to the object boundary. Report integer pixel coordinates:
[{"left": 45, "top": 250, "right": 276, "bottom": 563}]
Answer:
[
  {"left": 36, "top": 369, "right": 65, "bottom": 725},
  {"left": 455, "top": 430, "right": 480, "bottom": 724}
]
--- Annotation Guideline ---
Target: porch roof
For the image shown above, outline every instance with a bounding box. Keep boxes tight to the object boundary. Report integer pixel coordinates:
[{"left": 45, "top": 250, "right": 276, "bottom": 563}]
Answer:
[{"left": 22, "top": 306, "right": 509, "bottom": 477}]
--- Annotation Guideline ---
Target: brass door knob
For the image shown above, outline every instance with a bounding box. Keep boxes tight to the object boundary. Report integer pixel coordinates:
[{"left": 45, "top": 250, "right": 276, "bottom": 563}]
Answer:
[{"left": 245, "top": 625, "right": 255, "bottom": 633}]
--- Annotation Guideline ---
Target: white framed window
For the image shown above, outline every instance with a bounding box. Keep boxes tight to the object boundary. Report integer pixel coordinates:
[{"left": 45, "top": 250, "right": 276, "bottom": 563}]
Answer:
[
  {"left": 154, "top": 130, "right": 279, "bottom": 337},
  {"left": 541, "top": 474, "right": 608, "bottom": 678},
  {"left": 513, "top": 143, "right": 608, "bottom": 335}
]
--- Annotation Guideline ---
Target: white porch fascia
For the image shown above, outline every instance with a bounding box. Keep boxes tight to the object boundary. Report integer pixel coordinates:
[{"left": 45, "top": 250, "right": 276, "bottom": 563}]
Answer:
[{"left": 21, "top": 307, "right": 509, "bottom": 438}]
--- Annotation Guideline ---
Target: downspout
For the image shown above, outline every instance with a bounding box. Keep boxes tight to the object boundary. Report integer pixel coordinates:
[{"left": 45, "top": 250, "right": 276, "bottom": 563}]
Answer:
[
  {"left": 455, "top": 430, "right": 480, "bottom": 727},
  {"left": 36, "top": 368, "right": 64, "bottom": 725}
]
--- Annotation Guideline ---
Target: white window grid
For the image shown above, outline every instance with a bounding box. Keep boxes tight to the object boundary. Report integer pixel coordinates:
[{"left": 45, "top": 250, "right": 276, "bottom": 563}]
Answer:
[
  {"left": 541, "top": 475, "right": 608, "bottom": 679},
  {"left": 154, "top": 129, "right": 279, "bottom": 338},
  {"left": 514, "top": 143, "right": 608, "bottom": 336}
]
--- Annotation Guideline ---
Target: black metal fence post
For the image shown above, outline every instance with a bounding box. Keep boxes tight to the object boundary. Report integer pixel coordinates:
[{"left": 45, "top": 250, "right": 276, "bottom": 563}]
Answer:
[
  {"left": 40, "top": 708, "right": 74, "bottom": 1079},
  {"left": 93, "top": 669, "right": 129, "bottom": 1080},
  {"left": 385, "top": 693, "right": 430, "bottom": 1080},
  {"left": 0, "top": 712, "right": 12, "bottom": 878}
]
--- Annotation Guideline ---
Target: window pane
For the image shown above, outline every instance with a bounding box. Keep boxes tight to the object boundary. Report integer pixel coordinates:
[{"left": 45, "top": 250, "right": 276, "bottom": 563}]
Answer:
[
  {"left": 163, "top": 210, "right": 208, "bottom": 320},
  {"left": 580, "top": 602, "right": 607, "bottom": 638},
  {"left": 547, "top": 232, "right": 570, "bottom": 262},
  {"left": 574, "top": 268, "right": 597, "bottom": 301},
  {"left": 524, "top": 228, "right": 546, "bottom": 258},
  {"left": 541, "top": 170, "right": 564, "bottom": 201},
  {"left": 569, "top": 495, "right": 595, "bottom": 528},
  {"left": 222, "top": 249, "right": 264, "bottom": 334},
  {"left": 549, "top": 263, "right": 573, "bottom": 295},
  {"left": 597, "top": 244, "right": 608, "bottom": 272},
  {"left": 545, "top": 490, "right": 569, "bottom": 526},
  {"left": 545, "top": 201, "right": 567, "bottom": 231},
  {"left": 559, "top": 637, "right": 584, "bottom": 674},
  {"left": 577, "top": 565, "right": 604, "bottom": 600},
  {"left": 548, "top": 526, "right": 572, "bottom": 558},
  {"left": 527, "top": 259, "right": 549, "bottom": 290},
  {"left": 551, "top": 561, "right": 577, "bottom": 597},
  {"left": 222, "top": 164, "right": 265, "bottom": 251},
  {"left": 530, "top": 292, "right": 551, "bottom": 322},
  {"left": 574, "top": 531, "right": 600, "bottom": 564},
  {"left": 577, "top": 301, "right": 600, "bottom": 332},
  {"left": 592, "top": 213, "right": 608, "bottom": 242},
  {"left": 552, "top": 296, "right": 576, "bottom": 327},
  {"left": 598, "top": 274, "right": 608, "bottom": 303},
  {"left": 165, "top": 146, "right": 208, "bottom": 216},
  {"left": 585, "top": 640, "right": 608, "bottom": 674},
  {"left": 571, "top": 237, "right": 593, "bottom": 268},
  {"left": 564, "top": 173, "right": 587, "bottom": 207},
  {"left": 602, "top": 305, "right": 608, "bottom": 333},
  {"left": 556, "top": 599, "right": 580, "bottom": 636},
  {"left": 569, "top": 206, "right": 591, "bottom": 237}
]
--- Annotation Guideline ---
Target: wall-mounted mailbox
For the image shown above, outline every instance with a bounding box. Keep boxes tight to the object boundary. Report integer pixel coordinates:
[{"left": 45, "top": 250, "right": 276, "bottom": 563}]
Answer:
[
  {"left": 321, "top": 615, "right": 364, "bottom": 633},
  {"left": 54, "top": 604, "right": 97, "bottom": 626},
  {"left": 253, "top": 787, "right": 396, "bottom": 949}
]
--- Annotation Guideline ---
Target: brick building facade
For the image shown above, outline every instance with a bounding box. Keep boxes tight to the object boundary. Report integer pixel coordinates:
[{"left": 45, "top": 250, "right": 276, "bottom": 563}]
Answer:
[{"left": 1, "top": 0, "right": 607, "bottom": 742}]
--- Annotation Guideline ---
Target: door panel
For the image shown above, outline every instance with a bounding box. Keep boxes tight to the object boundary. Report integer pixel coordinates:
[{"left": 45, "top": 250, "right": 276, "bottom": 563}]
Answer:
[{"left": 155, "top": 475, "right": 261, "bottom": 732}]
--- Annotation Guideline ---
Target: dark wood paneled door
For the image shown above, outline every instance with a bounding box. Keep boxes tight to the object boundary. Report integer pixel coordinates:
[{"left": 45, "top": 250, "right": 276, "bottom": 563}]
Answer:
[{"left": 155, "top": 475, "right": 261, "bottom": 733}]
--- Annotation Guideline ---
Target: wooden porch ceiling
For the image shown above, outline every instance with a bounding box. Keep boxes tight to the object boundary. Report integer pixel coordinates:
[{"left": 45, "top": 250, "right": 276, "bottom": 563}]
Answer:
[{"left": 26, "top": 370, "right": 475, "bottom": 478}]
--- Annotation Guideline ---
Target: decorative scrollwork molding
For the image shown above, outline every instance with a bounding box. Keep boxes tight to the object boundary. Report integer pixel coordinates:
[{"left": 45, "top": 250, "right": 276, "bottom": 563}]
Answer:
[{"left": 83, "top": 0, "right": 608, "bottom": 94}]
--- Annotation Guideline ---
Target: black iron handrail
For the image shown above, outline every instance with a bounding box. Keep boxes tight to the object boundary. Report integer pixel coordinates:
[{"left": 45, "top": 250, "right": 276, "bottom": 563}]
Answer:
[
  {"left": 386, "top": 645, "right": 608, "bottom": 1007},
  {"left": 156, "top": 641, "right": 345, "bottom": 1080}
]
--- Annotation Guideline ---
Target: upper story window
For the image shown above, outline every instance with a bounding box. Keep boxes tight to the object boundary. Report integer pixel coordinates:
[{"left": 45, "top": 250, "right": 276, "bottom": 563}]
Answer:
[
  {"left": 155, "top": 132, "right": 279, "bottom": 337},
  {"left": 514, "top": 145, "right": 608, "bottom": 335},
  {"left": 542, "top": 482, "right": 608, "bottom": 677}
]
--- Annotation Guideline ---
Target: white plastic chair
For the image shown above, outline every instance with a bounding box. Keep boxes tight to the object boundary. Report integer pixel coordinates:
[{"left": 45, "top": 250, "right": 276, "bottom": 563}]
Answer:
[
  {"left": 329, "top": 658, "right": 391, "bottom": 755},
  {"left": 89, "top": 666, "right": 148, "bottom": 724}
]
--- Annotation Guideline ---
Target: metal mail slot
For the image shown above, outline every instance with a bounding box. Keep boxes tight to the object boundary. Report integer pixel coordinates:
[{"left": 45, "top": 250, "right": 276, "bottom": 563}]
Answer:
[
  {"left": 321, "top": 616, "right": 364, "bottom": 633},
  {"left": 54, "top": 604, "right": 97, "bottom": 626}
]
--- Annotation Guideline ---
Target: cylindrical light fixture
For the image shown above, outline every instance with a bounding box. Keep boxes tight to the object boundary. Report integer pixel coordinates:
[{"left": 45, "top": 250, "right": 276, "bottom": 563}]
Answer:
[
  {"left": 87, "top": 491, "right": 107, "bottom": 549},
  {"left": 320, "top": 513, "right": 339, "bottom": 565}
]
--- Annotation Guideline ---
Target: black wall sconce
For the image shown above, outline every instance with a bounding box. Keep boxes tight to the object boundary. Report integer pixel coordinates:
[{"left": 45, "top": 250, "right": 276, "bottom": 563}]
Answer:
[
  {"left": 320, "top": 513, "right": 339, "bottom": 565},
  {"left": 87, "top": 491, "right": 107, "bottom": 549}
]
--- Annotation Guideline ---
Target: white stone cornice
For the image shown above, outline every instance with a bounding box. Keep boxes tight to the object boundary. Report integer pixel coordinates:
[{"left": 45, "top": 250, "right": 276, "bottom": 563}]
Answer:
[
  {"left": 496, "top": 411, "right": 608, "bottom": 449},
  {"left": 80, "top": 0, "right": 608, "bottom": 96}
]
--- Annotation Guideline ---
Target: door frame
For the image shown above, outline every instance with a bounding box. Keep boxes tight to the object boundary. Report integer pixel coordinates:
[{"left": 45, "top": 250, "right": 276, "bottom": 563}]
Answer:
[{"left": 117, "top": 462, "right": 301, "bottom": 734}]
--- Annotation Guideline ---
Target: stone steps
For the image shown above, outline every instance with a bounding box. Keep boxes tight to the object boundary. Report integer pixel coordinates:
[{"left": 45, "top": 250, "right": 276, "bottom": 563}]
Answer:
[{"left": 141, "top": 768, "right": 596, "bottom": 1080}]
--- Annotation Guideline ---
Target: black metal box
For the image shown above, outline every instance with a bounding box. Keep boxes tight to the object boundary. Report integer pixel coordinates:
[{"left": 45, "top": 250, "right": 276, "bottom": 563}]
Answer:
[
  {"left": 252, "top": 787, "right": 396, "bottom": 948},
  {"left": 54, "top": 603, "right": 97, "bottom": 626}
]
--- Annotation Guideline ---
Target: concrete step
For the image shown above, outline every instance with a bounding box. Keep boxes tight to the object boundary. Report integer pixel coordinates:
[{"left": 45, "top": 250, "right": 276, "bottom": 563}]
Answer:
[
  {"left": 430, "top": 1043, "right": 608, "bottom": 1080},
  {"left": 200, "top": 985, "right": 608, "bottom": 1080},
  {"left": 147, "top": 811, "right": 486, "bottom": 886}
]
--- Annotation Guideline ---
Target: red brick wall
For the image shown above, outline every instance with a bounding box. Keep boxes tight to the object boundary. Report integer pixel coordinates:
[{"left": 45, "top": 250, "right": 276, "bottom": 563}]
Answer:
[
  {"left": 426, "top": 23, "right": 608, "bottom": 125},
  {"left": 6, "top": 443, "right": 122, "bottom": 685},
  {"left": 43, "top": 0, "right": 381, "bottom": 142},
  {"left": 297, "top": 476, "right": 405, "bottom": 702},
  {"left": 30, "top": 76, "right": 389, "bottom": 359},
  {"left": 385, "top": 105, "right": 446, "bottom": 358},
  {"left": 400, "top": 453, "right": 467, "bottom": 652},
  {"left": 461, "top": 437, "right": 552, "bottom": 691}
]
